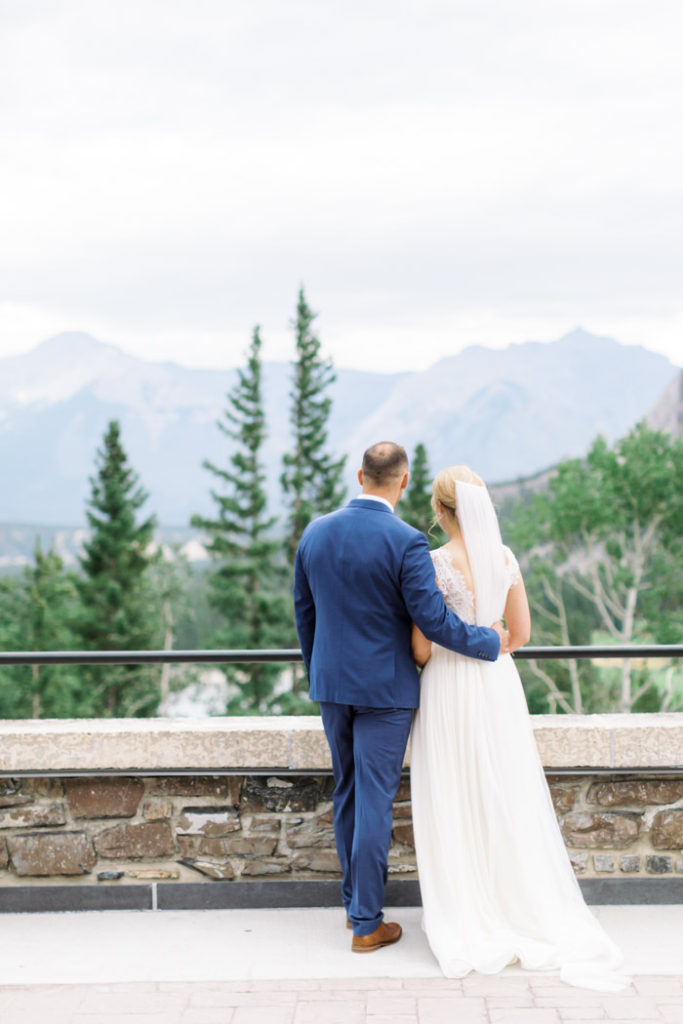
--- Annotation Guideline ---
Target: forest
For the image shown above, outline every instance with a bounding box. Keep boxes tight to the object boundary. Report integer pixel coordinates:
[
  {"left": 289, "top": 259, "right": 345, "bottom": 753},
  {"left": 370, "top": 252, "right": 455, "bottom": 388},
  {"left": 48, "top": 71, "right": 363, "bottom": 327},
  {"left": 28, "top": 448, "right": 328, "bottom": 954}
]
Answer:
[{"left": 0, "top": 290, "right": 681, "bottom": 719}]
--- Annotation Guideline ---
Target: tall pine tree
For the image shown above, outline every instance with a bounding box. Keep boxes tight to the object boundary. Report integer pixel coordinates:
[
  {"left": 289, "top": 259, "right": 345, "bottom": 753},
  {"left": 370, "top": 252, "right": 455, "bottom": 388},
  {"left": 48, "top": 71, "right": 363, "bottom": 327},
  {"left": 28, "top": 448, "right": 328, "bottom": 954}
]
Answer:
[
  {"left": 192, "top": 327, "right": 290, "bottom": 713},
  {"left": 400, "top": 442, "right": 438, "bottom": 546},
  {"left": 77, "top": 420, "right": 160, "bottom": 717},
  {"left": 281, "top": 288, "right": 347, "bottom": 564}
]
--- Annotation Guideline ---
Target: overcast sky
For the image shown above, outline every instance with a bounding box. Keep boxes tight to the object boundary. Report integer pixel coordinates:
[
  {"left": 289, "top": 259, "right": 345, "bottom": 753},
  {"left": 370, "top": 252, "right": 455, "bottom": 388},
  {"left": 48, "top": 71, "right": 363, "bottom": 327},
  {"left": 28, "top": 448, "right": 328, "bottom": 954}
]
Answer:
[{"left": 1, "top": 0, "right": 682, "bottom": 372}]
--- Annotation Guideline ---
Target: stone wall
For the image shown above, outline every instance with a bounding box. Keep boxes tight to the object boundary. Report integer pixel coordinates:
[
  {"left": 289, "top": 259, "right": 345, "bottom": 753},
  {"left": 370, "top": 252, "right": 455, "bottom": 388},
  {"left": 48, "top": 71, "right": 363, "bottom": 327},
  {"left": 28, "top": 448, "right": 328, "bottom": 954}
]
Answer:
[
  {"left": 0, "top": 713, "right": 680, "bottom": 890},
  {"left": 548, "top": 776, "right": 683, "bottom": 878},
  {"left": 1, "top": 771, "right": 682, "bottom": 885}
]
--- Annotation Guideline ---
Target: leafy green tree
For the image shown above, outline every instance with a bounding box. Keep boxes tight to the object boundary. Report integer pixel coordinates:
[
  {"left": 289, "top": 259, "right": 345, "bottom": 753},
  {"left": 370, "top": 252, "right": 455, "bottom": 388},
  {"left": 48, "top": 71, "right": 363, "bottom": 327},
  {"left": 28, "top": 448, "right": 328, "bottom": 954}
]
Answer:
[
  {"left": 76, "top": 420, "right": 160, "bottom": 717},
  {"left": 192, "top": 328, "right": 291, "bottom": 713},
  {"left": 400, "top": 442, "right": 439, "bottom": 546},
  {"left": 281, "top": 288, "right": 347, "bottom": 564},
  {"left": 508, "top": 423, "right": 683, "bottom": 713},
  {"left": 0, "top": 542, "right": 84, "bottom": 718}
]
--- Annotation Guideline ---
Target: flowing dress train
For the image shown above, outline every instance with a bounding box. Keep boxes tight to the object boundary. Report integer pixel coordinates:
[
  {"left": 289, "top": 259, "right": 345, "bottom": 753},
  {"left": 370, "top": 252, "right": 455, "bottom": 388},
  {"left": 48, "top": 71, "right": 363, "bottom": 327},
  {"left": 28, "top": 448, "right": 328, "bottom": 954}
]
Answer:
[{"left": 410, "top": 546, "right": 628, "bottom": 991}]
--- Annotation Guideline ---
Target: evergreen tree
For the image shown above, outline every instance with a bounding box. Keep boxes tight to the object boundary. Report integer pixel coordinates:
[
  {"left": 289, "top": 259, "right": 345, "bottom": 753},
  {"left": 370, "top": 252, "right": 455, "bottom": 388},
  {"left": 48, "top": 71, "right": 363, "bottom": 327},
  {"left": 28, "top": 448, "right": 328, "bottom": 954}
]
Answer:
[
  {"left": 192, "top": 327, "right": 290, "bottom": 713},
  {"left": 281, "top": 288, "right": 347, "bottom": 564},
  {"left": 400, "top": 442, "right": 438, "bottom": 546},
  {"left": 0, "top": 542, "right": 83, "bottom": 718},
  {"left": 24, "top": 541, "right": 85, "bottom": 717},
  {"left": 77, "top": 420, "right": 160, "bottom": 717}
]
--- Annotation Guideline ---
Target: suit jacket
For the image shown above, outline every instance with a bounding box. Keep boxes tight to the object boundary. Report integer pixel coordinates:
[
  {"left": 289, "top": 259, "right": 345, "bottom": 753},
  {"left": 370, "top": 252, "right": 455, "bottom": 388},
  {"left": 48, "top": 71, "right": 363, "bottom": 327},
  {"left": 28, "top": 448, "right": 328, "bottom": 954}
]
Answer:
[{"left": 293, "top": 497, "right": 500, "bottom": 709}]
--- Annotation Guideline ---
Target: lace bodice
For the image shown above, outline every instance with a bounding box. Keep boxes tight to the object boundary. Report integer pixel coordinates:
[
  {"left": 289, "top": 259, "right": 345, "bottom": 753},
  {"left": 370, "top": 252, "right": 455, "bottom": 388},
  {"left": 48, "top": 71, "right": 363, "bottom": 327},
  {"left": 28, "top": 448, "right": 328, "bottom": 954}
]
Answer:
[{"left": 431, "top": 544, "right": 520, "bottom": 624}]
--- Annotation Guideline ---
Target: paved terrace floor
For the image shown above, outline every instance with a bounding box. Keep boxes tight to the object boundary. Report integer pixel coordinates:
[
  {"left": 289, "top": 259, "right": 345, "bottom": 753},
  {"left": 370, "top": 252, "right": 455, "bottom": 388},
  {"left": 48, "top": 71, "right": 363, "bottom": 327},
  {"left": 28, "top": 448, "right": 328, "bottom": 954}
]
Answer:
[{"left": 0, "top": 905, "right": 681, "bottom": 1023}]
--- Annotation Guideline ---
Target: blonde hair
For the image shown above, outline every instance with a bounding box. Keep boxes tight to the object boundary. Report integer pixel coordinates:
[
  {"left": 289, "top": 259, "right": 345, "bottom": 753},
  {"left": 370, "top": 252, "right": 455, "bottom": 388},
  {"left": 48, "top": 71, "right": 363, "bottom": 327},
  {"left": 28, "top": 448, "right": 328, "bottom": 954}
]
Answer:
[{"left": 431, "top": 465, "right": 485, "bottom": 526}]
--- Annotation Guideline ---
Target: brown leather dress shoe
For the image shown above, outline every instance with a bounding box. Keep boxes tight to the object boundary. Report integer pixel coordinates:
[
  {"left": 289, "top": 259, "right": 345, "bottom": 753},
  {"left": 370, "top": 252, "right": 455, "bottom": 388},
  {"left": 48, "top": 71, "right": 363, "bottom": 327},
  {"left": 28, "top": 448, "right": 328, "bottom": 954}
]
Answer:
[
  {"left": 351, "top": 920, "right": 402, "bottom": 953},
  {"left": 346, "top": 916, "right": 352, "bottom": 929}
]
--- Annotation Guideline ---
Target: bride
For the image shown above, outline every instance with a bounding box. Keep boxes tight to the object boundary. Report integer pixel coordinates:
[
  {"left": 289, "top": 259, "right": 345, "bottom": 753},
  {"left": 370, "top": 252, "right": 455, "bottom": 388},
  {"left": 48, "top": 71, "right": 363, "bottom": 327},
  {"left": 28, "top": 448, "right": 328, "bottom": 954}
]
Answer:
[{"left": 410, "top": 465, "right": 628, "bottom": 991}]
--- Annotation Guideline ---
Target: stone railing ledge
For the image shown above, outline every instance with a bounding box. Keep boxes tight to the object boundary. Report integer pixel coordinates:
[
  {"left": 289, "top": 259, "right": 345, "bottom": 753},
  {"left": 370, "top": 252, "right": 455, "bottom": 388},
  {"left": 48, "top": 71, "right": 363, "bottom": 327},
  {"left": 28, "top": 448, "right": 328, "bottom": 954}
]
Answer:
[
  {"left": 0, "top": 715, "right": 297, "bottom": 774},
  {"left": 0, "top": 712, "right": 681, "bottom": 775},
  {"left": 532, "top": 713, "right": 683, "bottom": 770}
]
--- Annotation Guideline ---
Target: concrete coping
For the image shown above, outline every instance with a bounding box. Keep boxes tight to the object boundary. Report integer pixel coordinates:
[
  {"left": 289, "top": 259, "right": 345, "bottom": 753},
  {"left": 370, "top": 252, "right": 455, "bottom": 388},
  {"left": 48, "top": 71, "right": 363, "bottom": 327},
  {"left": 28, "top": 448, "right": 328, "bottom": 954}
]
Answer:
[{"left": 0, "top": 713, "right": 681, "bottom": 774}]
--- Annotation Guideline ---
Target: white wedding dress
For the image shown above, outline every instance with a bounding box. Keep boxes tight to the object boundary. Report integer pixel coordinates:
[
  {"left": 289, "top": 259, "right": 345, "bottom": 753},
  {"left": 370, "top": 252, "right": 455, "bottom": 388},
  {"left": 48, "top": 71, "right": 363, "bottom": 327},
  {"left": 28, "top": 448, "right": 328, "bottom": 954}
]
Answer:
[{"left": 410, "top": 531, "right": 628, "bottom": 990}]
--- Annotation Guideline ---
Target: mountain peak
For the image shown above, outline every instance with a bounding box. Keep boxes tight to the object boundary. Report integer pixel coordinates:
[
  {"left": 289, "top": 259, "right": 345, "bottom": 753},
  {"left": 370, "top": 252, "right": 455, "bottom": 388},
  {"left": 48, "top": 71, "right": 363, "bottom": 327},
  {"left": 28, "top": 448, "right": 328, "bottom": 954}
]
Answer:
[
  {"left": 549, "top": 327, "right": 616, "bottom": 349},
  {"left": 559, "top": 326, "right": 592, "bottom": 340},
  {"left": 0, "top": 331, "right": 135, "bottom": 410},
  {"left": 33, "top": 331, "right": 120, "bottom": 358}
]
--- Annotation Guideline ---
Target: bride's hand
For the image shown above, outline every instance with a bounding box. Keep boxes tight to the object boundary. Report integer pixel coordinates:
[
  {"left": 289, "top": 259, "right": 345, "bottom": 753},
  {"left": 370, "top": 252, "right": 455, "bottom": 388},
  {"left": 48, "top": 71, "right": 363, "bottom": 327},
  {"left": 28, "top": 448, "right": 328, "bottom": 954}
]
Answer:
[{"left": 490, "top": 621, "right": 511, "bottom": 655}]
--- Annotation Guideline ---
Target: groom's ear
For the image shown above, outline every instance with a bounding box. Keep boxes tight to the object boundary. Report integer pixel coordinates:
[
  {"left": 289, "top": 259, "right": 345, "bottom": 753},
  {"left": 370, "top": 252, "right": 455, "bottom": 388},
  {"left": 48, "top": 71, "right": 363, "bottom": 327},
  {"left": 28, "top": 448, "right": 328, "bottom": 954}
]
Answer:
[
  {"left": 400, "top": 471, "right": 409, "bottom": 492},
  {"left": 357, "top": 469, "right": 364, "bottom": 486}
]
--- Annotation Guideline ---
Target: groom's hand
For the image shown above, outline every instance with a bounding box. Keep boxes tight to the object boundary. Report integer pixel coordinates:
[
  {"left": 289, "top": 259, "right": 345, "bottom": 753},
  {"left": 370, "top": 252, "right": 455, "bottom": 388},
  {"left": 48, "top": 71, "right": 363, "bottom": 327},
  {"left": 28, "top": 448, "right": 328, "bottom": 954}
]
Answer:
[{"left": 490, "top": 621, "right": 511, "bottom": 655}]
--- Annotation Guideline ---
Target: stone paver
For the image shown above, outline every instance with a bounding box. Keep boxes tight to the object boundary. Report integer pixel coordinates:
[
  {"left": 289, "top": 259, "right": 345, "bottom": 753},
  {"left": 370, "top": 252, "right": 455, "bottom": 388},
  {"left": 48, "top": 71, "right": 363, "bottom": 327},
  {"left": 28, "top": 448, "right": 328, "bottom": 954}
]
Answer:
[
  {"left": 0, "top": 977, "right": 681, "bottom": 1023},
  {"left": 602, "top": 995, "right": 662, "bottom": 1018},
  {"left": 537, "top": 987, "right": 635, "bottom": 1007},
  {"left": 367, "top": 1016, "right": 416, "bottom": 1024},
  {"left": 557, "top": 1010, "right": 607, "bottom": 1020},
  {"left": 182, "top": 1012, "right": 234, "bottom": 1024},
  {"left": 659, "top": 1007, "right": 683, "bottom": 1023},
  {"left": 634, "top": 980, "right": 683, "bottom": 997},
  {"left": 487, "top": 992, "right": 535, "bottom": 1007},
  {"left": 78, "top": 990, "right": 185, "bottom": 1014},
  {"left": 76, "top": 1017, "right": 184, "bottom": 1024},
  {"left": 293, "top": 999, "right": 365, "bottom": 1022},
  {"left": 365, "top": 994, "right": 417, "bottom": 1014},
  {"left": 418, "top": 994, "right": 486, "bottom": 1017},
  {"left": 489, "top": 1010, "right": 561, "bottom": 1023},
  {"left": 233, "top": 1010, "right": 292, "bottom": 1024}
]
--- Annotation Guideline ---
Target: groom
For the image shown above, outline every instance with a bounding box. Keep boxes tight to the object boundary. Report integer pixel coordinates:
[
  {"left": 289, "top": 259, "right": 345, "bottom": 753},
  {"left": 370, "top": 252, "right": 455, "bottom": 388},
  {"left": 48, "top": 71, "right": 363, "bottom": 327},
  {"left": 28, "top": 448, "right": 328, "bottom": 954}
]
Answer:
[{"left": 294, "top": 442, "right": 506, "bottom": 952}]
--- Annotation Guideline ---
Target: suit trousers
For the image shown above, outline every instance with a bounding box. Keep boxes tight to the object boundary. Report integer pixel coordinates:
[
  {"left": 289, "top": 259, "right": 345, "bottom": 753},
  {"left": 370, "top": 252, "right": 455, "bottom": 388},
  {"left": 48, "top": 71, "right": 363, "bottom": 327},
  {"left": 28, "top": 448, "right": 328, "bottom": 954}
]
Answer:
[{"left": 319, "top": 702, "right": 414, "bottom": 936}]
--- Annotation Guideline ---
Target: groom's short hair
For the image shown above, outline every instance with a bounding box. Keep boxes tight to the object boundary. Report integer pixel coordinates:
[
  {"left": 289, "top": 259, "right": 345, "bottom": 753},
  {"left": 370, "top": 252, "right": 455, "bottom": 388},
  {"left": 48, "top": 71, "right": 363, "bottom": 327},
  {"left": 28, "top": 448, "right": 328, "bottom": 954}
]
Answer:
[{"left": 362, "top": 442, "right": 409, "bottom": 486}]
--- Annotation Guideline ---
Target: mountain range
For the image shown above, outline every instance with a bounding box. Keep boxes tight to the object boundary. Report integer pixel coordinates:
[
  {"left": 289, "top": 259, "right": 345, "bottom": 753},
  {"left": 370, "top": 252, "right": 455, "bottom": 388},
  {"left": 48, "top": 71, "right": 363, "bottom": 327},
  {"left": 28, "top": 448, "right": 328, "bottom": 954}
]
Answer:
[{"left": 0, "top": 329, "right": 679, "bottom": 538}]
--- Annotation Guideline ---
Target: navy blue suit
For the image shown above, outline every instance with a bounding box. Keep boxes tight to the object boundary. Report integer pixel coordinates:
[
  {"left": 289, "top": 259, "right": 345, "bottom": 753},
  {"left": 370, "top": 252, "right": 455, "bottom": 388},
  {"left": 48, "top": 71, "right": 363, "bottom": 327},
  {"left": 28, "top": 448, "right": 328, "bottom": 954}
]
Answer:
[{"left": 294, "top": 497, "right": 500, "bottom": 934}]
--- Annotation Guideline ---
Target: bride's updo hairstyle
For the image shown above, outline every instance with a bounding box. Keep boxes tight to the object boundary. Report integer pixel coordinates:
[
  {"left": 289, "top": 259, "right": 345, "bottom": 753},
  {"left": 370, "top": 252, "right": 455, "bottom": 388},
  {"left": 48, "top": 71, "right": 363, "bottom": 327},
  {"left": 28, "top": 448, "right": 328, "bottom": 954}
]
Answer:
[{"left": 431, "top": 465, "right": 485, "bottom": 529}]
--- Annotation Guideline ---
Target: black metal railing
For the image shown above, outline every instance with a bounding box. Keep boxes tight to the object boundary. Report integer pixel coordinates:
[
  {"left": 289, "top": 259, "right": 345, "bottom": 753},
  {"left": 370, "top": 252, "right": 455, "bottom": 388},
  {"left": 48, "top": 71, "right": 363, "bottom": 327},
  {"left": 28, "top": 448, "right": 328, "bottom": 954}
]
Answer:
[{"left": 0, "top": 644, "right": 681, "bottom": 666}]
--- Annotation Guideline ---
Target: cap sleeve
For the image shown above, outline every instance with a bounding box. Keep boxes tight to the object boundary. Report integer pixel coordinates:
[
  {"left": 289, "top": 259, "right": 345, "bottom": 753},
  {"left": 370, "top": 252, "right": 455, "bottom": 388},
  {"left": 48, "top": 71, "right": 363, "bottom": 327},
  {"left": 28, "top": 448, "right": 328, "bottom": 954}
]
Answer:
[{"left": 503, "top": 545, "right": 521, "bottom": 588}]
